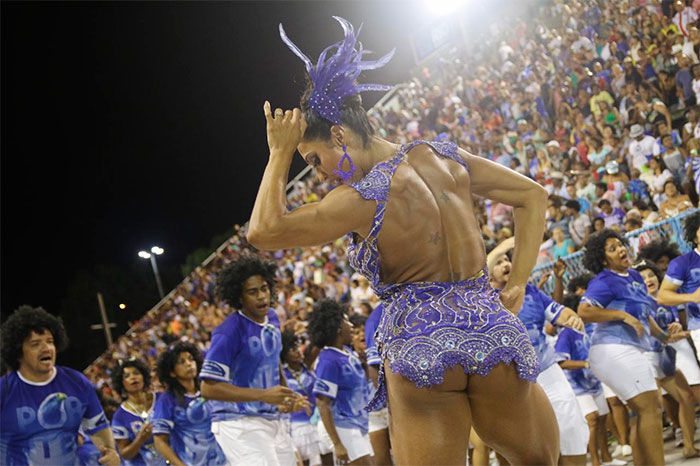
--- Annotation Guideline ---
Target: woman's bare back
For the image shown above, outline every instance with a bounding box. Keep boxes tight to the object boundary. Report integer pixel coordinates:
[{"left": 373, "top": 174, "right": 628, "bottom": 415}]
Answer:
[{"left": 375, "top": 144, "right": 486, "bottom": 285}]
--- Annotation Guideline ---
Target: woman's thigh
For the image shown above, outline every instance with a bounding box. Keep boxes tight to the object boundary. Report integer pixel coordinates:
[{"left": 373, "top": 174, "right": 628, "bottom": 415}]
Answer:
[
  {"left": 384, "top": 361, "right": 470, "bottom": 466},
  {"left": 468, "top": 362, "right": 559, "bottom": 465}
]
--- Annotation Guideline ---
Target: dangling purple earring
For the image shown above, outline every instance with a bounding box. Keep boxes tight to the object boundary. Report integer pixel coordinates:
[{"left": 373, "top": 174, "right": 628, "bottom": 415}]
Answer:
[{"left": 333, "top": 144, "right": 357, "bottom": 183}]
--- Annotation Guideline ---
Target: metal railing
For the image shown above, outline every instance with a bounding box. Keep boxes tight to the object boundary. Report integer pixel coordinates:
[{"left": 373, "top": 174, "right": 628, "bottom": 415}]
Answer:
[{"left": 531, "top": 208, "right": 699, "bottom": 295}]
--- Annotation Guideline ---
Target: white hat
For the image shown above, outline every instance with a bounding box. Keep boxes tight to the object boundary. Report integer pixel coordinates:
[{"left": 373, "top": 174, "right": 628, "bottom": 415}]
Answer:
[
  {"left": 546, "top": 140, "right": 560, "bottom": 148},
  {"left": 629, "top": 124, "right": 644, "bottom": 138}
]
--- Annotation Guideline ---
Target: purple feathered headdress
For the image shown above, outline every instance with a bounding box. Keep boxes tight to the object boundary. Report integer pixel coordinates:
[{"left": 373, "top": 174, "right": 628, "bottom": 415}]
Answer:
[{"left": 279, "top": 16, "right": 395, "bottom": 125}]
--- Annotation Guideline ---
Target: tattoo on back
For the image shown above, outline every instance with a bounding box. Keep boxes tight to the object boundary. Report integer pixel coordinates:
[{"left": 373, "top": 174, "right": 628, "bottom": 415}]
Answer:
[
  {"left": 440, "top": 191, "right": 450, "bottom": 202},
  {"left": 428, "top": 232, "right": 441, "bottom": 245}
]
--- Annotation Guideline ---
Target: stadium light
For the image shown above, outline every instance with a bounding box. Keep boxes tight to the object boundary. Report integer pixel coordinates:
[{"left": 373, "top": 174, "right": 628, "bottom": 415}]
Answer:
[
  {"left": 423, "top": 0, "right": 469, "bottom": 17},
  {"left": 119, "top": 303, "right": 126, "bottom": 310},
  {"left": 138, "top": 246, "right": 166, "bottom": 299}
]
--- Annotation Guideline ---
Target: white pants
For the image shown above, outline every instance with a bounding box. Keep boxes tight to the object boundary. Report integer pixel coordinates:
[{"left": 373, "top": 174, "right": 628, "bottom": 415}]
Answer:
[
  {"left": 291, "top": 421, "right": 321, "bottom": 463},
  {"left": 671, "top": 338, "right": 700, "bottom": 385},
  {"left": 576, "top": 391, "right": 610, "bottom": 417},
  {"left": 212, "top": 418, "right": 296, "bottom": 466},
  {"left": 691, "top": 328, "right": 700, "bottom": 358},
  {"left": 368, "top": 407, "right": 389, "bottom": 433},
  {"left": 645, "top": 351, "right": 665, "bottom": 380},
  {"left": 537, "top": 364, "right": 589, "bottom": 456},
  {"left": 317, "top": 420, "right": 373, "bottom": 462},
  {"left": 589, "top": 344, "right": 657, "bottom": 402}
]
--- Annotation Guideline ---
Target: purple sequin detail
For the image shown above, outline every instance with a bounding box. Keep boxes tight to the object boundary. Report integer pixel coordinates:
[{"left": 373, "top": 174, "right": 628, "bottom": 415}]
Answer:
[
  {"left": 366, "top": 273, "right": 539, "bottom": 411},
  {"left": 279, "top": 17, "right": 395, "bottom": 125},
  {"left": 345, "top": 140, "right": 538, "bottom": 411}
]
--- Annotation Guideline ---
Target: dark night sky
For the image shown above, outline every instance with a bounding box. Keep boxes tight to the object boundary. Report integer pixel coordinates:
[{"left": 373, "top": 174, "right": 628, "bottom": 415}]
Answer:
[{"left": 1, "top": 2, "right": 421, "bottom": 346}]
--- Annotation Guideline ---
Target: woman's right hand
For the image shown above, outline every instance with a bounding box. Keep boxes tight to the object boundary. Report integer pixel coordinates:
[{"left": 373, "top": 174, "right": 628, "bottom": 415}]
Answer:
[
  {"left": 622, "top": 314, "right": 646, "bottom": 338},
  {"left": 263, "top": 101, "right": 302, "bottom": 157},
  {"left": 333, "top": 442, "right": 350, "bottom": 465},
  {"left": 136, "top": 422, "right": 153, "bottom": 442}
]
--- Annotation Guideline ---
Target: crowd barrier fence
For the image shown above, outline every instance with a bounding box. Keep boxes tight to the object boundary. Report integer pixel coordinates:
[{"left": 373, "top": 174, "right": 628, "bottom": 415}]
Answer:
[{"left": 530, "top": 208, "right": 700, "bottom": 295}]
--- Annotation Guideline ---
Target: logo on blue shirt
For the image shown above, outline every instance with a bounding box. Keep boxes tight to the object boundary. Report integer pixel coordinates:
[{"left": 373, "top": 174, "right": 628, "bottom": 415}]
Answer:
[
  {"left": 186, "top": 398, "right": 209, "bottom": 424},
  {"left": 18, "top": 393, "right": 83, "bottom": 430}
]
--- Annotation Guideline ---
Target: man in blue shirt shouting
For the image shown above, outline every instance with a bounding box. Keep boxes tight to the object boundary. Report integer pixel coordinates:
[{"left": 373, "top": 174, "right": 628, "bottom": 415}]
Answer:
[{"left": 0, "top": 306, "right": 120, "bottom": 466}]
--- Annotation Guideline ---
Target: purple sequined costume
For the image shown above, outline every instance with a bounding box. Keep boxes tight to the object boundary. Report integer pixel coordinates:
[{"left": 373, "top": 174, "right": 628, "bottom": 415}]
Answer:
[{"left": 346, "top": 140, "right": 540, "bottom": 411}]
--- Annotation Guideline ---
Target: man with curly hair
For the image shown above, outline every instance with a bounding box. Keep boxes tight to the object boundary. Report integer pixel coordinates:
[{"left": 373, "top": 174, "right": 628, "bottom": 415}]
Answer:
[
  {"left": 0, "top": 306, "right": 119, "bottom": 465},
  {"left": 658, "top": 213, "right": 700, "bottom": 360},
  {"left": 199, "top": 254, "right": 308, "bottom": 466}
]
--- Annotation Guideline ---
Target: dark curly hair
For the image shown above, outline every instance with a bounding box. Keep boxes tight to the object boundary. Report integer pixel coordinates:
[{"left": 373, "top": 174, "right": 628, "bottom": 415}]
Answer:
[
  {"left": 308, "top": 299, "right": 345, "bottom": 348},
  {"left": 111, "top": 358, "right": 151, "bottom": 398},
  {"left": 281, "top": 330, "right": 298, "bottom": 362},
  {"left": 216, "top": 254, "right": 278, "bottom": 307},
  {"left": 566, "top": 272, "right": 596, "bottom": 294},
  {"left": 562, "top": 294, "right": 581, "bottom": 311},
  {"left": 684, "top": 212, "right": 700, "bottom": 248},
  {"left": 301, "top": 84, "right": 375, "bottom": 148},
  {"left": 1, "top": 305, "right": 69, "bottom": 371},
  {"left": 631, "top": 259, "right": 663, "bottom": 284},
  {"left": 156, "top": 341, "right": 203, "bottom": 405},
  {"left": 637, "top": 239, "right": 681, "bottom": 263},
  {"left": 583, "top": 229, "right": 629, "bottom": 275}
]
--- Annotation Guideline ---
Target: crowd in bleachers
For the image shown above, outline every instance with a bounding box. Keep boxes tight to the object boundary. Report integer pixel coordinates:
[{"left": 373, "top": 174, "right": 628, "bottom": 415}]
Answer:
[{"left": 14, "top": 0, "right": 695, "bottom": 464}]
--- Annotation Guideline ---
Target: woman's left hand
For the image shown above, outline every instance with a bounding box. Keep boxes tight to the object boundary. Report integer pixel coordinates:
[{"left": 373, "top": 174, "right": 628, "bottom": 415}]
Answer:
[
  {"left": 499, "top": 285, "right": 525, "bottom": 314},
  {"left": 263, "top": 101, "right": 302, "bottom": 157}
]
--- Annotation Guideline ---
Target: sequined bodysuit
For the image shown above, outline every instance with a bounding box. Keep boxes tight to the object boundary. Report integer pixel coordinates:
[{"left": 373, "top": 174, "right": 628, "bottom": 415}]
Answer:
[{"left": 346, "top": 140, "right": 539, "bottom": 410}]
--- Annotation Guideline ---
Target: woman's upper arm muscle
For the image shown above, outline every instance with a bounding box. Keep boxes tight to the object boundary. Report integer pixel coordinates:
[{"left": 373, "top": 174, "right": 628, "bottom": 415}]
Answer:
[
  {"left": 247, "top": 185, "right": 375, "bottom": 250},
  {"left": 459, "top": 148, "right": 547, "bottom": 207}
]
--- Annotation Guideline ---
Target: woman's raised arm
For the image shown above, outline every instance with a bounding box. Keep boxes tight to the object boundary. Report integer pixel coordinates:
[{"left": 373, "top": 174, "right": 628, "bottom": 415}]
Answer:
[{"left": 247, "top": 103, "right": 375, "bottom": 250}]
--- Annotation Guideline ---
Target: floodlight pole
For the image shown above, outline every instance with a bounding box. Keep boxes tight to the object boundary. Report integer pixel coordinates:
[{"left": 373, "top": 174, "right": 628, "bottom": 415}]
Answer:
[{"left": 150, "top": 254, "right": 165, "bottom": 299}]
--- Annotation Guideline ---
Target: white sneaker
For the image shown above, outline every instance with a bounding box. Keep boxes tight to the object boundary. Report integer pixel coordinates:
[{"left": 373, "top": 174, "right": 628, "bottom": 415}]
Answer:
[
  {"left": 603, "top": 459, "right": 627, "bottom": 466},
  {"left": 675, "top": 428, "right": 683, "bottom": 447},
  {"left": 621, "top": 445, "right": 633, "bottom": 457},
  {"left": 611, "top": 445, "right": 624, "bottom": 457}
]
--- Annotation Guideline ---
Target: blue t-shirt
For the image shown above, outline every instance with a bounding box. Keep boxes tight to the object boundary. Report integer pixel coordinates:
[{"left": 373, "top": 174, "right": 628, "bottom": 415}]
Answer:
[
  {"left": 111, "top": 393, "right": 166, "bottom": 466},
  {"left": 364, "top": 305, "right": 384, "bottom": 367},
  {"left": 282, "top": 364, "right": 317, "bottom": 423},
  {"left": 312, "top": 347, "right": 370, "bottom": 435},
  {"left": 582, "top": 269, "right": 654, "bottom": 350},
  {"left": 648, "top": 298, "right": 680, "bottom": 353},
  {"left": 200, "top": 309, "right": 283, "bottom": 422},
  {"left": 555, "top": 324, "right": 602, "bottom": 396},
  {"left": 664, "top": 249, "right": 700, "bottom": 330},
  {"left": 151, "top": 391, "right": 226, "bottom": 466},
  {"left": 517, "top": 284, "right": 565, "bottom": 371},
  {"left": 0, "top": 367, "right": 109, "bottom": 465}
]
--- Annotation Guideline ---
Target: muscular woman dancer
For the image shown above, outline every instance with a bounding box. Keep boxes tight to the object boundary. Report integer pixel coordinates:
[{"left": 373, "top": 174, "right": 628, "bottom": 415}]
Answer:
[{"left": 248, "top": 17, "right": 558, "bottom": 465}]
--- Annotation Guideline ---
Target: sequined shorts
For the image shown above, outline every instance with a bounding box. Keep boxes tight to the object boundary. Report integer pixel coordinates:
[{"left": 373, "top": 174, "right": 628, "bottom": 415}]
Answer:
[{"left": 368, "top": 268, "right": 539, "bottom": 411}]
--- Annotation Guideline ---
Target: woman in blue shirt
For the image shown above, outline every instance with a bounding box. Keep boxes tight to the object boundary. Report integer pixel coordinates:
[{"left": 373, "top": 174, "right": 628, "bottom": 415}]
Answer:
[
  {"left": 281, "top": 330, "right": 328, "bottom": 466},
  {"left": 309, "top": 299, "right": 372, "bottom": 466},
  {"left": 578, "top": 229, "right": 665, "bottom": 465},
  {"left": 152, "top": 342, "right": 227, "bottom": 466},
  {"left": 632, "top": 260, "right": 699, "bottom": 459},
  {"left": 111, "top": 359, "right": 166, "bottom": 465}
]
